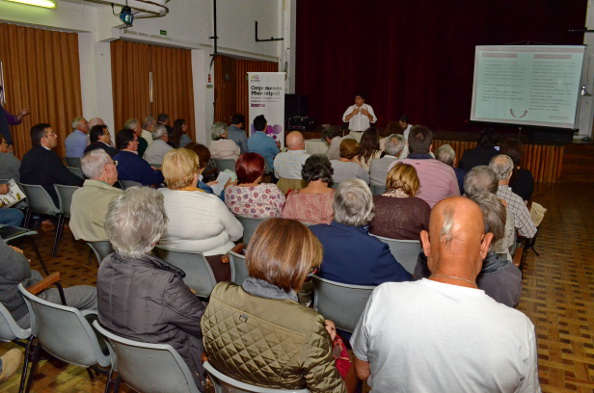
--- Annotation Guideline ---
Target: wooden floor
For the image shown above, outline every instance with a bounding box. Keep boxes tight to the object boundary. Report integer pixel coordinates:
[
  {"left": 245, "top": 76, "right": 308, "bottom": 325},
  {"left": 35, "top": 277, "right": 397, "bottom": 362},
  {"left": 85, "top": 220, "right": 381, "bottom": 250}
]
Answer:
[{"left": 1, "top": 144, "right": 594, "bottom": 392}]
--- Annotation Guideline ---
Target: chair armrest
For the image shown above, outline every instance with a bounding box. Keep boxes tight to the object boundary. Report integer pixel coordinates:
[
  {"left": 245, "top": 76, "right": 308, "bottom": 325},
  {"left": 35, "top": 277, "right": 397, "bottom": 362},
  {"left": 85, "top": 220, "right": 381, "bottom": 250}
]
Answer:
[
  {"left": 26, "top": 272, "right": 61, "bottom": 295},
  {"left": 231, "top": 243, "right": 244, "bottom": 254}
]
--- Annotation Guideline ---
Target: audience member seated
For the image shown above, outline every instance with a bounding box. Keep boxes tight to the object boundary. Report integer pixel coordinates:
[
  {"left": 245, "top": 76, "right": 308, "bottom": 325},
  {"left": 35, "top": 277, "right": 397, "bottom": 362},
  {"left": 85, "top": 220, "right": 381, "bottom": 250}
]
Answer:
[
  {"left": 369, "top": 134, "right": 405, "bottom": 187},
  {"left": 368, "top": 163, "right": 430, "bottom": 240},
  {"left": 323, "top": 126, "right": 343, "bottom": 161},
  {"left": 225, "top": 153, "right": 285, "bottom": 218},
  {"left": 351, "top": 197, "right": 539, "bottom": 392},
  {"left": 501, "top": 138, "right": 534, "bottom": 201},
  {"left": 158, "top": 148, "right": 242, "bottom": 282},
  {"left": 463, "top": 165, "right": 515, "bottom": 258},
  {"left": 330, "top": 139, "right": 369, "bottom": 184},
  {"left": 490, "top": 155, "right": 537, "bottom": 239},
  {"left": 247, "top": 115, "right": 279, "bottom": 172},
  {"left": 388, "top": 125, "right": 459, "bottom": 208},
  {"left": 227, "top": 113, "right": 248, "bottom": 154},
  {"left": 97, "top": 187, "right": 206, "bottom": 391},
  {"left": 202, "top": 218, "right": 347, "bottom": 393},
  {"left": 435, "top": 143, "right": 465, "bottom": 195},
  {"left": 282, "top": 154, "right": 335, "bottom": 225},
  {"left": 65, "top": 116, "right": 89, "bottom": 158},
  {"left": 143, "top": 124, "right": 172, "bottom": 166},
  {"left": 0, "top": 239, "right": 97, "bottom": 329},
  {"left": 20, "top": 123, "right": 84, "bottom": 206},
  {"left": 415, "top": 193, "right": 522, "bottom": 307},
  {"left": 310, "top": 179, "right": 411, "bottom": 285},
  {"left": 0, "top": 134, "right": 20, "bottom": 181},
  {"left": 124, "top": 118, "right": 149, "bottom": 158},
  {"left": 70, "top": 150, "right": 121, "bottom": 243},
  {"left": 355, "top": 127, "right": 383, "bottom": 172},
  {"left": 113, "top": 129, "right": 164, "bottom": 187},
  {"left": 84, "top": 124, "right": 117, "bottom": 158},
  {"left": 274, "top": 131, "right": 310, "bottom": 194},
  {"left": 398, "top": 114, "right": 413, "bottom": 141},
  {"left": 141, "top": 116, "right": 155, "bottom": 144},
  {"left": 170, "top": 119, "right": 191, "bottom": 148},
  {"left": 0, "top": 183, "right": 23, "bottom": 226},
  {"left": 459, "top": 127, "right": 499, "bottom": 171},
  {"left": 209, "top": 122, "right": 240, "bottom": 161},
  {"left": 184, "top": 142, "right": 225, "bottom": 199}
]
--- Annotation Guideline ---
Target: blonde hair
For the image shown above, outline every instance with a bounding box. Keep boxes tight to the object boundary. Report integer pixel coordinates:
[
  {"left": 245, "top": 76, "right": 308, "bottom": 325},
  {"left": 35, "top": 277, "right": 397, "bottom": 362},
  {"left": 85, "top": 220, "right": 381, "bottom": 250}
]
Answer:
[
  {"left": 162, "top": 148, "right": 199, "bottom": 190},
  {"left": 339, "top": 138, "right": 360, "bottom": 160},
  {"left": 386, "top": 162, "right": 420, "bottom": 197}
]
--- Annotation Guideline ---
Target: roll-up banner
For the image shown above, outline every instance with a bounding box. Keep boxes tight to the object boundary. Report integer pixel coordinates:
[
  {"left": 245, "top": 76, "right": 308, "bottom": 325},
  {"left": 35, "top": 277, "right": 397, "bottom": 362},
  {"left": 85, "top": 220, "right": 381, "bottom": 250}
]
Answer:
[{"left": 248, "top": 72, "right": 286, "bottom": 148}]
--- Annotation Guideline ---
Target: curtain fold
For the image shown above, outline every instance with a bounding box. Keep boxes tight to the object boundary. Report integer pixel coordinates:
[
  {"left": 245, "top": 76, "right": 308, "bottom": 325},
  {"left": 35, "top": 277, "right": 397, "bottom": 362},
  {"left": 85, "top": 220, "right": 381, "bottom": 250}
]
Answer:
[{"left": 0, "top": 23, "right": 82, "bottom": 158}]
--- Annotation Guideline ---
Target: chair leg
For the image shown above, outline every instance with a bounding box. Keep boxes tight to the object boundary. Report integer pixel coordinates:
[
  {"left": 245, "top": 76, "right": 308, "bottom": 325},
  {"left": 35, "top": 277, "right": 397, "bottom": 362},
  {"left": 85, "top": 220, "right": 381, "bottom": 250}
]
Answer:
[
  {"left": 103, "top": 367, "right": 115, "bottom": 393},
  {"left": 24, "top": 339, "right": 41, "bottom": 393},
  {"left": 86, "top": 367, "right": 95, "bottom": 381},
  {"left": 29, "top": 237, "right": 49, "bottom": 276},
  {"left": 23, "top": 208, "right": 31, "bottom": 229},
  {"left": 113, "top": 375, "right": 121, "bottom": 393},
  {"left": 51, "top": 214, "right": 65, "bottom": 258},
  {"left": 18, "top": 338, "right": 34, "bottom": 393}
]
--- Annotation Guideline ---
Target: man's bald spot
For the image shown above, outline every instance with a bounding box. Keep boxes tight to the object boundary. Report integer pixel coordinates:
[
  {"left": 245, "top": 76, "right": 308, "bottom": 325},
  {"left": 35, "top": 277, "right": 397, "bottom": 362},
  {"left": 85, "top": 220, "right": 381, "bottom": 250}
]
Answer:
[
  {"left": 286, "top": 131, "right": 304, "bottom": 150},
  {"left": 430, "top": 197, "right": 485, "bottom": 248}
]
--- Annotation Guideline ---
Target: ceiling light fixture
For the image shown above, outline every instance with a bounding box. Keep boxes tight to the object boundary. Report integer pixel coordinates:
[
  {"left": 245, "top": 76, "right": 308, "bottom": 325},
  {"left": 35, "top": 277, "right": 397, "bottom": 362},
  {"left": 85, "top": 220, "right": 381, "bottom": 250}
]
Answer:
[{"left": 4, "top": 0, "right": 56, "bottom": 8}]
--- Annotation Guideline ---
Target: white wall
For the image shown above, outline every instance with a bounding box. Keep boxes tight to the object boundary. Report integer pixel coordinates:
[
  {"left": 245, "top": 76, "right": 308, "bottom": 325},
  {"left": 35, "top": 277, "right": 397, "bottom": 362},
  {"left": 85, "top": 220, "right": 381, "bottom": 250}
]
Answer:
[
  {"left": 0, "top": 0, "right": 285, "bottom": 139},
  {"left": 576, "top": 0, "right": 594, "bottom": 140}
]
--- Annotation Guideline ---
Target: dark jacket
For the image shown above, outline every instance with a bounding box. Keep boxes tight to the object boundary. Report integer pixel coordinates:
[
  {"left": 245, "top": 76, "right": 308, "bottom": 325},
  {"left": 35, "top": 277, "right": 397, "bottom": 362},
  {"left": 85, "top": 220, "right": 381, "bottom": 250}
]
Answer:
[
  {"left": 113, "top": 150, "right": 164, "bottom": 186},
  {"left": 310, "top": 221, "right": 412, "bottom": 285},
  {"left": 459, "top": 146, "right": 500, "bottom": 172},
  {"left": 97, "top": 252, "right": 206, "bottom": 390},
  {"left": 20, "top": 145, "right": 84, "bottom": 206},
  {"left": 84, "top": 142, "right": 118, "bottom": 158}
]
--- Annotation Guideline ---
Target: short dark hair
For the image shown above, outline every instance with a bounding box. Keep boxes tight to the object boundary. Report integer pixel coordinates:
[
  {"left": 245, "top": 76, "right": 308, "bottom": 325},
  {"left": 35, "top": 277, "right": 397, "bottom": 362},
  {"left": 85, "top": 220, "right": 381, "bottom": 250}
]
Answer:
[
  {"left": 477, "top": 128, "right": 498, "bottom": 148},
  {"left": 355, "top": 93, "right": 366, "bottom": 100},
  {"left": 236, "top": 152, "right": 265, "bottom": 183},
  {"left": 231, "top": 113, "right": 245, "bottom": 125},
  {"left": 157, "top": 113, "right": 169, "bottom": 123},
  {"left": 302, "top": 154, "right": 334, "bottom": 184},
  {"left": 500, "top": 138, "right": 523, "bottom": 165},
  {"left": 321, "top": 126, "right": 339, "bottom": 141},
  {"left": 408, "top": 125, "right": 433, "bottom": 154},
  {"left": 399, "top": 114, "right": 409, "bottom": 123},
  {"left": 253, "top": 115, "right": 267, "bottom": 132},
  {"left": 30, "top": 123, "right": 51, "bottom": 146},
  {"left": 116, "top": 129, "right": 136, "bottom": 150},
  {"left": 90, "top": 125, "right": 108, "bottom": 143}
]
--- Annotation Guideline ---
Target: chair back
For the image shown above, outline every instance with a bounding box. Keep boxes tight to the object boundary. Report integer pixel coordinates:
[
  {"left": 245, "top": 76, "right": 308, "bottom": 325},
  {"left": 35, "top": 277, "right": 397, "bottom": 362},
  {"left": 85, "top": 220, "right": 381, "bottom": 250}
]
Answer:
[
  {"left": 119, "top": 180, "right": 143, "bottom": 189},
  {"left": 370, "top": 234, "right": 422, "bottom": 274},
  {"left": 67, "top": 167, "right": 85, "bottom": 179},
  {"left": 18, "top": 183, "right": 60, "bottom": 215},
  {"left": 235, "top": 216, "right": 267, "bottom": 245},
  {"left": 0, "top": 303, "right": 31, "bottom": 342},
  {"left": 311, "top": 275, "right": 375, "bottom": 333},
  {"left": 65, "top": 157, "right": 82, "bottom": 169},
  {"left": 153, "top": 248, "right": 217, "bottom": 298},
  {"left": 17, "top": 284, "right": 110, "bottom": 368},
  {"left": 87, "top": 241, "right": 114, "bottom": 264},
  {"left": 370, "top": 184, "right": 386, "bottom": 195},
  {"left": 228, "top": 251, "right": 248, "bottom": 285},
  {"left": 214, "top": 158, "right": 236, "bottom": 172},
  {"left": 203, "top": 361, "right": 309, "bottom": 393},
  {"left": 92, "top": 321, "right": 200, "bottom": 393},
  {"left": 54, "top": 184, "right": 80, "bottom": 218}
]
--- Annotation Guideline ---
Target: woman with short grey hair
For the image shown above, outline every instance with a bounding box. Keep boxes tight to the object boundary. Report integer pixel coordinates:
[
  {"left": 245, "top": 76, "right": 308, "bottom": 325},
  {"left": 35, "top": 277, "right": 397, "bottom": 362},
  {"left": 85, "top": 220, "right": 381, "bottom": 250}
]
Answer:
[
  {"left": 97, "top": 187, "right": 207, "bottom": 390},
  {"left": 309, "top": 178, "right": 412, "bottom": 286},
  {"left": 209, "top": 122, "right": 240, "bottom": 160}
]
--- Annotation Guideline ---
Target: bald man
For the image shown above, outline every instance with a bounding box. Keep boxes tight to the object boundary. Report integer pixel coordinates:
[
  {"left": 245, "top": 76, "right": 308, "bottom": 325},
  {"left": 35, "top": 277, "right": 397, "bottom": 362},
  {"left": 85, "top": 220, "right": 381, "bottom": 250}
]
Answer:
[
  {"left": 351, "top": 197, "right": 540, "bottom": 393},
  {"left": 273, "top": 131, "right": 310, "bottom": 194}
]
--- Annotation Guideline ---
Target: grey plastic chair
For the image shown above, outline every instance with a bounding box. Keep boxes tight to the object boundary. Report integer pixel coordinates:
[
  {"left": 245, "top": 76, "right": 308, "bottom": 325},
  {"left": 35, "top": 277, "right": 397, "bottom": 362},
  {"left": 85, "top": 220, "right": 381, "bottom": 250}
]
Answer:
[
  {"left": 54, "top": 184, "right": 80, "bottom": 219},
  {"left": 119, "top": 179, "right": 143, "bottom": 189},
  {"left": 19, "top": 182, "right": 64, "bottom": 258},
  {"left": 67, "top": 167, "right": 85, "bottom": 179},
  {"left": 0, "top": 303, "right": 32, "bottom": 393},
  {"left": 235, "top": 216, "right": 267, "bottom": 245},
  {"left": 87, "top": 241, "right": 114, "bottom": 265},
  {"left": 229, "top": 250, "right": 248, "bottom": 285},
  {"left": 1, "top": 224, "right": 49, "bottom": 275},
  {"left": 214, "top": 158, "right": 236, "bottom": 172},
  {"left": 65, "top": 157, "right": 82, "bottom": 169},
  {"left": 154, "top": 247, "right": 217, "bottom": 298},
  {"left": 92, "top": 320, "right": 201, "bottom": 393},
  {"left": 17, "top": 283, "right": 110, "bottom": 393},
  {"left": 204, "top": 361, "right": 310, "bottom": 393},
  {"left": 311, "top": 275, "right": 376, "bottom": 333},
  {"left": 370, "top": 184, "right": 387, "bottom": 195},
  {"left": 370, "top": 234, "right": 422, "bottom": 275}
]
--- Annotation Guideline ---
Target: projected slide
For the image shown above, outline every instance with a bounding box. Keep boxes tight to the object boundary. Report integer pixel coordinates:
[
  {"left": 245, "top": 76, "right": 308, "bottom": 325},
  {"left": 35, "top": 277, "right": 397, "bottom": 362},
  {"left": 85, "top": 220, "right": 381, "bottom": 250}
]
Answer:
[{"left": 471, "top": 45, "right": 585, "bottom": 129}]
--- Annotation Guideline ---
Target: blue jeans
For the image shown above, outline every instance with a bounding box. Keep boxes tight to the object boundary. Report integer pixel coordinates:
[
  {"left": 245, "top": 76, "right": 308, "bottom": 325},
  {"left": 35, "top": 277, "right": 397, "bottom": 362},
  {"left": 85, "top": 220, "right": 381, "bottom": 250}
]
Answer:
[{"left": 0, "top": 209, "right": 24, "bottom": 227}]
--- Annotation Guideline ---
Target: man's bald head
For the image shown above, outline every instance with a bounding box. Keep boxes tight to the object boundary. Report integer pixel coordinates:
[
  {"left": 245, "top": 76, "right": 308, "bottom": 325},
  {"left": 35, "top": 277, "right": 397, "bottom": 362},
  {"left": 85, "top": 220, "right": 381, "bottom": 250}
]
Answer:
[
  {"left": 286, "top": 131, "right": 305, "bottom": 150},
  {"left": 420, "top": 197, "right": 492, "bottom": 285}
]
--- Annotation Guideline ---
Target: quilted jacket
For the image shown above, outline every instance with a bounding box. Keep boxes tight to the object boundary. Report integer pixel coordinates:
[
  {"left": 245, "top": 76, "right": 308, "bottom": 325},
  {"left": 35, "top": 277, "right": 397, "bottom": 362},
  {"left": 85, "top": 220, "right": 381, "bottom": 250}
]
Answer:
[{"left": 201, "top": 281, "right": 346, "bottom": 393}]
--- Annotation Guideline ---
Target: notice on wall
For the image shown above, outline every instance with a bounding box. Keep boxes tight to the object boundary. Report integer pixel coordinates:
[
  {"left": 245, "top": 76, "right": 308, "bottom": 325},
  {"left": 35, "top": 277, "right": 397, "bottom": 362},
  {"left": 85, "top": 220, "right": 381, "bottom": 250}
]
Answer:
[
  {"left": 248, "top": 72, "right": 286, "bottom": 148},
  {"left": 471, "top": 45, "right": 585, "bottom": 129}
]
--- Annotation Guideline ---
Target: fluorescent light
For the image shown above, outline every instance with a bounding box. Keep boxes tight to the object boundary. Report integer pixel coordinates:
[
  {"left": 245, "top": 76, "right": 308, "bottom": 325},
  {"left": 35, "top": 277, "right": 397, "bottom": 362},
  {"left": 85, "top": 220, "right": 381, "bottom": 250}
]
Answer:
[{"left": 4, "top": 0, "right": 57, "bottom": 9}]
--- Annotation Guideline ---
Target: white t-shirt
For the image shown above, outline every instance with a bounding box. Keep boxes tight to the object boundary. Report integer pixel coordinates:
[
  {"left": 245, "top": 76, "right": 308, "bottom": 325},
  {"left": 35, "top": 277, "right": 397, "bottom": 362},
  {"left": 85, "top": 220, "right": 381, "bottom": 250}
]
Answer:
[
  {"left": 342, "top": 104, "right": 377, "bottom": 131},
  {"left": 351, "top": 279, "right": 540, "bottom": 393}
]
